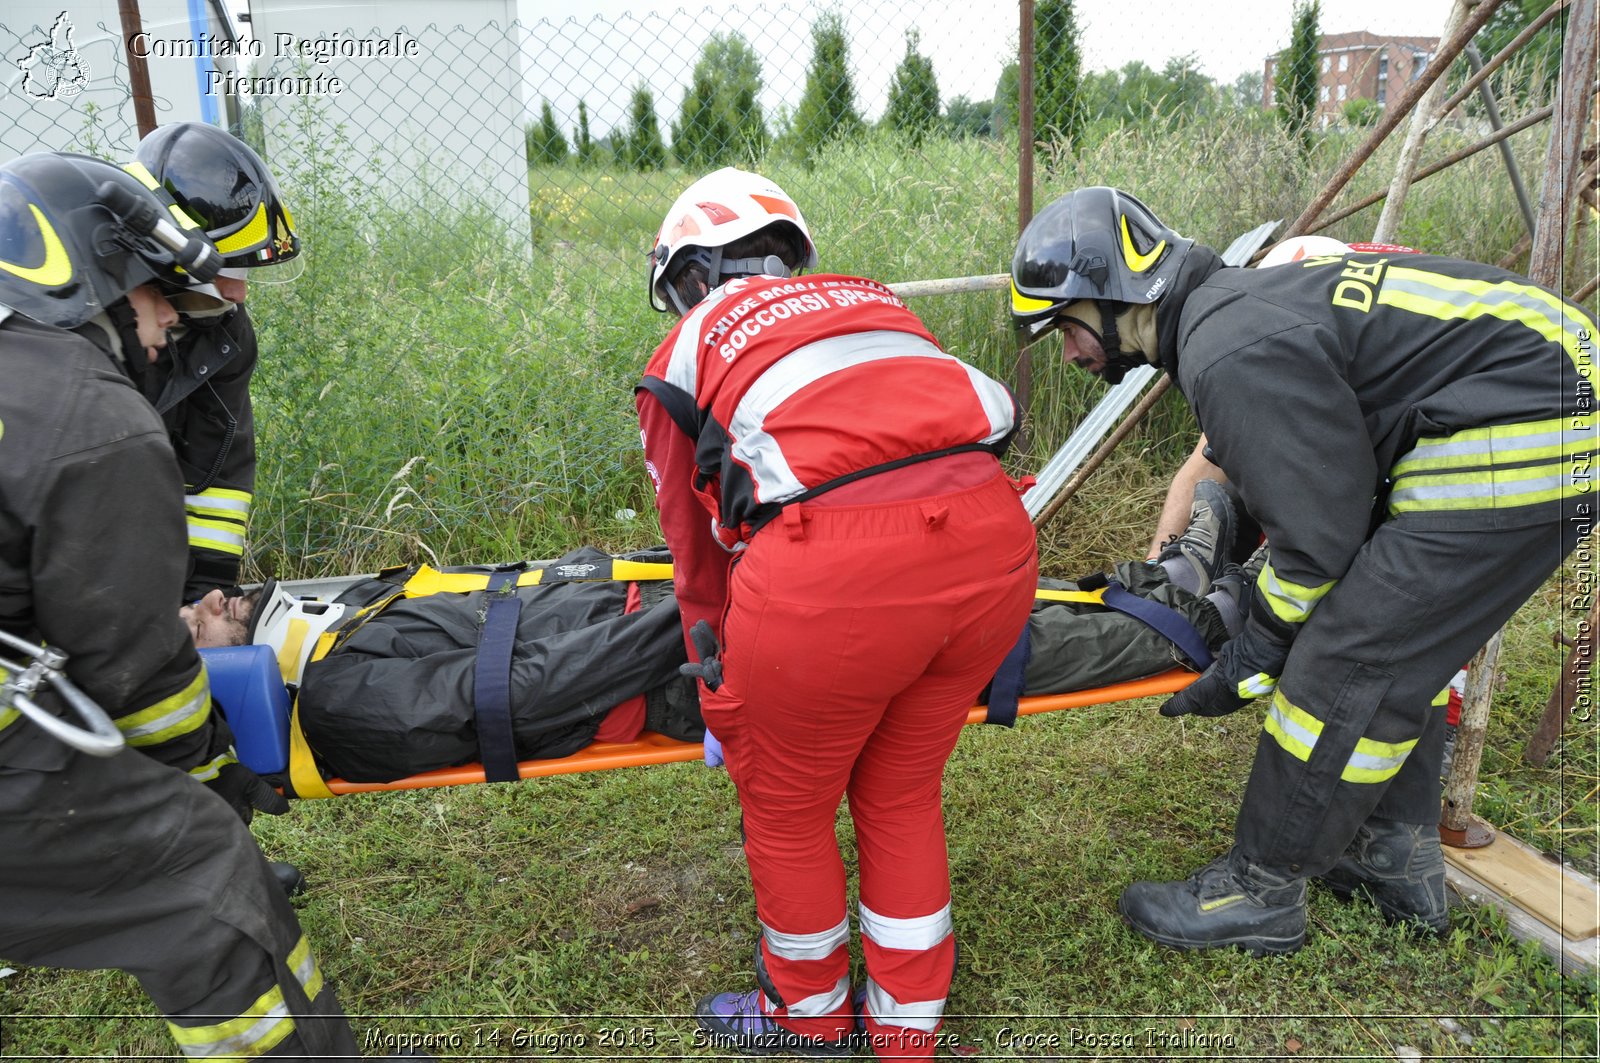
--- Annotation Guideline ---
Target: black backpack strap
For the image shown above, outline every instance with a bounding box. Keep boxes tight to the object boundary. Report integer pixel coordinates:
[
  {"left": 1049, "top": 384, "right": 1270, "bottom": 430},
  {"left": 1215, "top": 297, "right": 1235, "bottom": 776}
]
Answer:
[
  {"left": 472, "top": 566, "right": 525, "bottom": 783},
  {"left": 638, "top": 375, "right": 702, "bottom": 440}
]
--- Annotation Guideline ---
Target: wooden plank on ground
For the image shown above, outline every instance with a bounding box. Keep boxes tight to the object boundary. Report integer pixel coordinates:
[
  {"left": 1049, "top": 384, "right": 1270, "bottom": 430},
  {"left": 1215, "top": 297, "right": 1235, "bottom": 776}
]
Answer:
[{"left": 1445, "top": 830, "right": 1600, "bottom": 976}]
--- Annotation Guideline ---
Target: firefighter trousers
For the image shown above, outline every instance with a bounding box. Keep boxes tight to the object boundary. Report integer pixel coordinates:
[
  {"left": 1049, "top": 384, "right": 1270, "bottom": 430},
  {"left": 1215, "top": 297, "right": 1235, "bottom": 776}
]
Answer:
[
  {"left": 1235, "top": 506, "right": 1586, "bottom": 875},
  {"left": 0, "top": 718, "right": 358, "bottom": 1058},
  {"left": 702, "top": 470, "right": 1038, "bottom": 1056}
]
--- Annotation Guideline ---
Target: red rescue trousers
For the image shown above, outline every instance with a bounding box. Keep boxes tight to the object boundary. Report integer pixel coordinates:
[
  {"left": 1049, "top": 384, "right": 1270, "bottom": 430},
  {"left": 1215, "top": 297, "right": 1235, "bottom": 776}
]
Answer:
[{"left": 702, "top": 467, "right": 1038, "bottom": 1056}]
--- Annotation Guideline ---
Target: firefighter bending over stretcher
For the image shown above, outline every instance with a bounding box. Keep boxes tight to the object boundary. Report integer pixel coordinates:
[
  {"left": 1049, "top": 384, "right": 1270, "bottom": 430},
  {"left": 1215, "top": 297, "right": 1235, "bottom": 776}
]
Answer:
[{"left": 180, "top": 481, "right": 1254, "bottom": 784}]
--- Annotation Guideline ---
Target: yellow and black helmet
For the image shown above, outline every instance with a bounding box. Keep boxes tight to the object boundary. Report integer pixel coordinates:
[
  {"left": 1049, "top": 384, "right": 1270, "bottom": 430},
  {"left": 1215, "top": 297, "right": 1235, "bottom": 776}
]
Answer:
[
  {"left": 0, "top": 151, "right": 218, "bottom": 328},
  {"left": 134, "top": 122, "right": 299, "bottom": 269},
  {"left": 1010, "top": 186, "right": 1193, "bottom": 348}
]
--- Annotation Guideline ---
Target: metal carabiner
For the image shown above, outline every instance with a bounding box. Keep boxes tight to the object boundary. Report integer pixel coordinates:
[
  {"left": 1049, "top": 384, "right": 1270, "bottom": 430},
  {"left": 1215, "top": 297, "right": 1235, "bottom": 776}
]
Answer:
[{"left": 0, "top": 629, "right": 125, "bottom": 757}]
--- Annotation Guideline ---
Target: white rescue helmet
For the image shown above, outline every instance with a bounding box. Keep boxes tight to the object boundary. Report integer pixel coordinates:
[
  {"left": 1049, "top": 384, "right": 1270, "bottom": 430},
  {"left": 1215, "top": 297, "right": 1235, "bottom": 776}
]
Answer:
[
  {"left": 649, "top": 166, "right": 819, "bottom": 313},
  {"left": 245, "top": 580, "right": 347, "bottom": 685},
  {"left": 1257, "top": 234, "right": 1351, "bottom": 268}
]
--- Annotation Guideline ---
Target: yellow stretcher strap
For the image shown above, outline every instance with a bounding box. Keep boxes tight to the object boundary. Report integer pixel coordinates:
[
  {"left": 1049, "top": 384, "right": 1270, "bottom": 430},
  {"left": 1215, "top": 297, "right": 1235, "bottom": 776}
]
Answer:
[
  {"left": 287, "top": 703, "right": 334, "bottom": 799},
  {"left": 1035, "top": 587, "right": 1108, "bottom": 605},
  {"left": 400, "top": 560, "right": 675, "bottom": 598}
]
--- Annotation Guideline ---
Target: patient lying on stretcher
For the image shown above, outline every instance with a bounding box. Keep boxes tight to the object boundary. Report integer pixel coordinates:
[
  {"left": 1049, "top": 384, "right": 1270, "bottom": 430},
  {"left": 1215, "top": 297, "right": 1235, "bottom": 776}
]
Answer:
[{"left": 182, "top": 484, "right": 1253, "bottom": 784}]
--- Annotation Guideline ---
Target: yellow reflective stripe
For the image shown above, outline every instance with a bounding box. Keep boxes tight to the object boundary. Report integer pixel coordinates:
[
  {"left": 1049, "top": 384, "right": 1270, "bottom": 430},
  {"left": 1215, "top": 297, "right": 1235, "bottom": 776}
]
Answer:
[
  {"left": 1378, "top": 266, "right": 1596, "bottom": 387},
  {"left": 1392, "top": 416, "right": 1595, "bottom": 475},
  {"left": 186, "top": 506, "right": 247, "bottom": 527},
  {"left": 286, "top": 934, "right": 325, "bottom": 1002},
  {"left": 1431, "top": 686, "right": 1450, "bottom": 707},
  {"left": 119, "top": 667, "right": 210, "bottom": 747},
  {"left": 188, "top": 518, "right": 246, "bottom": 555},
  {"left": 1259, "top": 560, "right": 1335, "bottom": 624},
  {"left": 1035, "top": 587, "right": 1108, "bottom": 604},
  {"left": 187, "top": 749, "right": 234, "bottom": 784},
  {"left": 214, "top": 202, "right": 271, "bottom": 254},
  {"left": 1011, "top": 280, "right": 1055, "bottom": 314},
  {"left": 167, "top": 981, "right": 295, "bottom": 1058},
  {"left": 1, "top": 204, "right": 72, "bottom": 287},
  {"left": 1389, "top": 458, "right": 1592, "bottom": 513},
  {"left": 1199, "top": 894, "right": 1246, "bottom": 912},
  {"left": 186, "top": 489, "right": 252, "bottom": 517},
  {"left": 1343, "top": 733, "right": 1418, "bottom": 784},
  {"left": 1238, "top": 672, "right": 1278, "bottom": 698},
  {"left": 1120, "top": 214, "right": 1165, "bottom": 272},
  {"left": 1263, "top": 689, "right": 1322, "bottom": 763},
  {"left": 0, "top": 706, "right": 16, "bottom": 733}
]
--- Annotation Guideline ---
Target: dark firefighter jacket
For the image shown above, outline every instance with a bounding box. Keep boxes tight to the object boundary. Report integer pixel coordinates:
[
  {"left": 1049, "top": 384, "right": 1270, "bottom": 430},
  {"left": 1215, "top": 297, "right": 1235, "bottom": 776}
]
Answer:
[
  {"left": 147, "top": 306, "right": 257, "bottom": 601},
  {"left": 0, "top": 313, "right": 220, "bottom": 772},
  {"left": 1158, "top": 247, "right": 1595, "bottom": 674},
  {"left": 298, "top": 548, "right": 700, "bottom": 781}
]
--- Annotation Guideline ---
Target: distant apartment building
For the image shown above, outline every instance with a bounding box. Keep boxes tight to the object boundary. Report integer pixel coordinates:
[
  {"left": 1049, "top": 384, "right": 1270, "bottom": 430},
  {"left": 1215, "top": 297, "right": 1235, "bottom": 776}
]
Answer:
[{"left": 1263, "top": 31, "right": 1440, "bottom": 123}]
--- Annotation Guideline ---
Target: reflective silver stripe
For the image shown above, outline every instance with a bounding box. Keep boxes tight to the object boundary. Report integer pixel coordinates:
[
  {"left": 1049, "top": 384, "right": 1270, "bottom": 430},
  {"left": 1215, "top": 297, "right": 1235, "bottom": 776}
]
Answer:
[
  {"left": 1347, "top": 745, "right": 1410, "bottom": 777},
  {"left": 958, "top": 361, "right": 1018, "bottom": 443},
  {"left": 1390, "top": 469, "right": 1574, "bottom": 507},
  {"left": 187, "top": 520, "right": 246, "bottom": 551},
  {"left": 187, "top": 751, "right": 233, "bottom": 784},
  {"left": 664, "top": 297, "right": 720, "bottom": 395},
  {"left": 185, "top": 492, "right": 250, "bottom": 515},
  {"left": 1394, "top": 427, "right": 1572, "bottom": 470},
  {"left": 858, "top": 901, "right": 952, "bottom": 952},
  {"left": 729, "top": 331, "right": 960, "bottom": 503},
  {"left": 864, "top": 978, "right": 945, "bottom": 1033},
  {"left": 119, "top": 687, "right": 210, "bottom": 744},
  {"left": 1265, "top": 699, "right": 1320, "bottom": 757},
  {"left": 1382, "top": 271, "right": 1587, "bottom": 363},
  {"left": 1238, "top": 672, "right": 1277, "bottom": 697},
  {"left": 778, "top": 975, "right": 850, "bottom": 1018},
  {"left": 762, "top": 916, "right": 850, "bottom": 962}
]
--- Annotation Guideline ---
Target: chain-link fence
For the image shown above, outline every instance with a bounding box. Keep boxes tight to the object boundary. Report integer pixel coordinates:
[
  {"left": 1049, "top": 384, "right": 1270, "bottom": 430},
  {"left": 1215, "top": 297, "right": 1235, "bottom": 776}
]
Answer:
[{"left": 2, "top": 1, "right": 1568, "bottom": 577}]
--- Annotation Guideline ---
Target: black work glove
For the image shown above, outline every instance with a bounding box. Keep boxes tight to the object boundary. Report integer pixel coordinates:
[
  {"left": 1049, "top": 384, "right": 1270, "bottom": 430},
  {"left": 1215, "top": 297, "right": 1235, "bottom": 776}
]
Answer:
[
  {"left": 193, "top": 709, "right": 289, "bottom": 823},
  {"left": 1160, "top": 609, "right": 1296, "bottom": 719},
  {"left": 678, "top": 619, "right": 724, "bottom": 692},
  {"left": 208, "top": 758, "right": 290, "bottom": 823}
]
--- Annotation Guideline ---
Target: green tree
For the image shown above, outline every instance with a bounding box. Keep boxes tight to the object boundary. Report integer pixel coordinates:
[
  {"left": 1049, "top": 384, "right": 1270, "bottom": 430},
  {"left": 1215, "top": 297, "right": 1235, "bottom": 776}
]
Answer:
[
  {"left": 1342, "top": 96, "right": 1381, "bottom": 126},
  {"left": 527, "top": 99, "right": 568, "bottom": 166},
  {"left": 573, "top": 99, "right": 597, "bottom": 168},
  {"left": 884, "top": 29, "right": 941, "bottom": 145},
  {"left": 672, "top": 33, "right": 767, "bottom": 168},
  {"left": 1034, "top": 0, "right": 1085, "bottom": 149},
  {"left": 621, "top": 83, "right": 667, "bottom": 172},
  {"left": 1474, "top": 0, "right": 1564, "bottom": 103},
  {"left": 1275, "top": 0, "right": 1321, "bottom": 155},
  {"left": 792, "top": 9, "right": 862, "bottom": 161},
  {"left": 1229, "top": 70, "right": 1265, "bottom": 111},
  {"left": 672, "top": 65, "right": 733, "bottom": 169},
  {"left": 945, "top": 95, "right": 992, "bottom": 138}
]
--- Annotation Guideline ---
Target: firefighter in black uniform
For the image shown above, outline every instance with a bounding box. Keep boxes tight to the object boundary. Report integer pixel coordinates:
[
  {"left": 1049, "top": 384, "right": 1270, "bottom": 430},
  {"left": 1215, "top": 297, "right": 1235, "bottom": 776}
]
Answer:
[
  {"left": 1010, "top": 186, "right": 1593, "bottom": 955},
  {"left": 0, "top": 152, "right": 377, "bottom": 1058},
  {"left": 133, "top": 122, "right": 300, "bottom": 602},
  {"left": 134, "top": 123, "right": 309, "bottom": 897}
]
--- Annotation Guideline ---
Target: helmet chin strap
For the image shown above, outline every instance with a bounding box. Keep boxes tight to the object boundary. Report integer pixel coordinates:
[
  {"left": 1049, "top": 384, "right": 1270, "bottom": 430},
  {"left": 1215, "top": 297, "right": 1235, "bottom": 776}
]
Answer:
[
  {"left": 666, "top": 250, "right": 793, "bottom": 315},
  {"left": 1093, "top": 300, "right": 1149, "bottom": 385}
]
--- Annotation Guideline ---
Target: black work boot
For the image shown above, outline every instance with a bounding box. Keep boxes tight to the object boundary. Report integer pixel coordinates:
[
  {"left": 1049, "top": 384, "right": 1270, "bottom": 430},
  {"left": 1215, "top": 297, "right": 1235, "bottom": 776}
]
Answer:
[
  {"left": 1156, "top": 479, "right": 1237, "bottom": 596},
  {"left": 1319, "top": 818, "right": 1449, "bottom": 933},
  {"left": 1118, "top": 847, "right": 1307, "bottom": 956},
  {"left": 269, "top": 860, "right": 308, "bottom": 898}
]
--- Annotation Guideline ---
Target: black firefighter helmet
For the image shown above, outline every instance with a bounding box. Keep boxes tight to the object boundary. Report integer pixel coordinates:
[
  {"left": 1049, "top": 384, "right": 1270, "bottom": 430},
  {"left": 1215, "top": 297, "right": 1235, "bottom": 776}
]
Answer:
[
  {"left": 1010, "top": 186, "right": 1194, "bottom": 349},
  {"left": 135, "top": 122, "right": 300, "bottom": 270},
  {"left": 0, "top": 151, "right": 218, "bottom": 329}
]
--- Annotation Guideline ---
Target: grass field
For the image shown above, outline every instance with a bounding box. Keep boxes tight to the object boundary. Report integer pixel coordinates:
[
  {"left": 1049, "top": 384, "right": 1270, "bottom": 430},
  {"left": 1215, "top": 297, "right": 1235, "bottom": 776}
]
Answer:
[{"left": 3, "top": 109, "right": 1598, "bottom": 1057}]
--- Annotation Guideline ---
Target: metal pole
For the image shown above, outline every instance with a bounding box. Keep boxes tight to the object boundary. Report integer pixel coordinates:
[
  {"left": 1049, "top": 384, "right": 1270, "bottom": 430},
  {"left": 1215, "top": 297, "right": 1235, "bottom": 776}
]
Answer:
[
  {"left": 1435, "top": 0, "right": 1572, "bottom": 119},
  {"left": 1466, "top": 44, "right": 1538, "bottom": 239},
  {"left": 1016, "top": 1, "right": 1037, "bottom": 458},
  {"left": 118, "top": 0, "right": 157, "bottom": 138},
  {"left": 1282, "top": 0, "right": 1507, "bottom": 240}
]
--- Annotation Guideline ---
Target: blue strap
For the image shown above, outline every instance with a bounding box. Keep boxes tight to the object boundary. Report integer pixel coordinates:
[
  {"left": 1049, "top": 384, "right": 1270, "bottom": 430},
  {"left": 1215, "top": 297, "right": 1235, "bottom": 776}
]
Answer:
[
  {"left": 472, "top": 567, "right": 525, "bottom": 783},
  {"left": 1101, "top": 580, "right": 1215, "bottom": 671},
  {"left": 984, "top": 622, "right": 1032, "bottom": 727}
]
